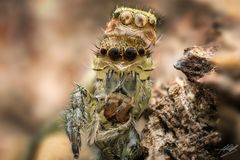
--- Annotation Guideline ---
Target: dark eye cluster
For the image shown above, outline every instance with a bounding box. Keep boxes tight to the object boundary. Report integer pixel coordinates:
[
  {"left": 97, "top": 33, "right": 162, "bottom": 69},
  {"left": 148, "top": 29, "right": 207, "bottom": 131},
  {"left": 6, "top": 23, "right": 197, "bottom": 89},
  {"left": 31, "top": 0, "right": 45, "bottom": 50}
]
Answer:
[{"left": 99, "top": 47, "right": 148, "bottom": 61}]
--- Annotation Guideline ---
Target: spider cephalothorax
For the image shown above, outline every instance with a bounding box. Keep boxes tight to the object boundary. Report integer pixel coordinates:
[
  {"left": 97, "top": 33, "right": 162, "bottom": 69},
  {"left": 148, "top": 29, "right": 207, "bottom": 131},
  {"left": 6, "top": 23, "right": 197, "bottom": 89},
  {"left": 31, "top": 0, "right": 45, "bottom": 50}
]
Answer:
[
  {"left": 64, "top": 7, "right": 157, "bottom": 160},
  {"left": 94, "top": 35, "right": 153, "bottom": 124}
]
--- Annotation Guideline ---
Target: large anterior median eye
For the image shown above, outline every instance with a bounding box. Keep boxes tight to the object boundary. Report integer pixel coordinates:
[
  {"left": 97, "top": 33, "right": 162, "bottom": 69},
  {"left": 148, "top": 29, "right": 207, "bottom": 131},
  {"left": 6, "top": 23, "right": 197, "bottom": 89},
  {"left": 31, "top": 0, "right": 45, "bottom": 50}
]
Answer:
[
  {"left": 120, "top": 11, "right": 133, "bottom": 25},
  {"left": 124, "top": 48, "right": 137, "bottom": 61},
  {"left": 135, "top": 14, "right": 147, "bottom": 27},
  {"left": 108, "top": 48, "right": 121, "bottom": 61}
]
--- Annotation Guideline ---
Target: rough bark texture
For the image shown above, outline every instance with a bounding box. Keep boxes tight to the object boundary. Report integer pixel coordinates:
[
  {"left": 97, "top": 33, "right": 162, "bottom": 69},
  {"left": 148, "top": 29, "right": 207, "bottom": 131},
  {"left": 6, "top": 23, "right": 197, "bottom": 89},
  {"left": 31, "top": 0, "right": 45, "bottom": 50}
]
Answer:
[{"left": 142, "top": 46, "right": 224, "bottom": 160}]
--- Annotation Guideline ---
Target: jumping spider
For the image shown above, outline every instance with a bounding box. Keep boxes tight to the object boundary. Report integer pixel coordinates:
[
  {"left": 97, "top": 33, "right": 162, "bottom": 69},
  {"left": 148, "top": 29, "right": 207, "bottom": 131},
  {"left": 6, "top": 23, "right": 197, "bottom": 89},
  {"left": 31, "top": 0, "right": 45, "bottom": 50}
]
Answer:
[{"left": 64, "top": 7, "right": 157, "bottom": 160}]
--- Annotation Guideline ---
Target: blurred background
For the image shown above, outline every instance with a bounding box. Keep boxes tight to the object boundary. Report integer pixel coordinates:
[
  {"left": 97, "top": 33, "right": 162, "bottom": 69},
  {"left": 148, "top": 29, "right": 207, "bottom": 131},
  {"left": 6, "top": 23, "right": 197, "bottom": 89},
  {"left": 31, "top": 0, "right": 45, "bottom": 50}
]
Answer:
[{"left": 0, "top": 0, "right": 240, "bottom": 160}]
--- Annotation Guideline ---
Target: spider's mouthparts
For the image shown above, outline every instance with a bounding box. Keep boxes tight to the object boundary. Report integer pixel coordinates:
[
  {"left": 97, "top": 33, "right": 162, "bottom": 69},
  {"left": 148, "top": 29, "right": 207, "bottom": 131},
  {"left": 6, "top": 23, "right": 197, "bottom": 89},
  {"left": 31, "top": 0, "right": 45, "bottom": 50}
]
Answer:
[{"left": 113, "top": 85, "right": 129, "bottom": 96}]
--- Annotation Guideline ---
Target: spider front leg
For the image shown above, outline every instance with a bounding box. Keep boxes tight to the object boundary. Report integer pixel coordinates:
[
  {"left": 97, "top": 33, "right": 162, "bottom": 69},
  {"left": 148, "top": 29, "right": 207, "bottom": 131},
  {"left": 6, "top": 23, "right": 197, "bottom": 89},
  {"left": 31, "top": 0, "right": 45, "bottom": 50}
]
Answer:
[
  {"left": 64, "top": 85, "right": 97, "bottom": 159},
  {"left": 122, "top": 127, "right": 149, "bottom": 160}
]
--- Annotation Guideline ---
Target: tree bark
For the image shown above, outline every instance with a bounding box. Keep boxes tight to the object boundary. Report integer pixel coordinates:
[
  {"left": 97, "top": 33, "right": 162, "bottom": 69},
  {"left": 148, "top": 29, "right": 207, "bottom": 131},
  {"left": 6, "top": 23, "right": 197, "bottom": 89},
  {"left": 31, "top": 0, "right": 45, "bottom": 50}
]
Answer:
[{"left": 142, "top": 46, "right": 226, "bottom": 160}]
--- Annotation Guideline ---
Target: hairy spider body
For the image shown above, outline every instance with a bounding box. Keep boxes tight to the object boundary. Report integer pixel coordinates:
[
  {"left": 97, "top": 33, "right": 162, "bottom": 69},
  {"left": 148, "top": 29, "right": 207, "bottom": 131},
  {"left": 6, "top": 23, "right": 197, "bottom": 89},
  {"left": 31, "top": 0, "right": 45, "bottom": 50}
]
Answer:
[{"left": 64, "top": 7, "right": 157, "bottom": 160}]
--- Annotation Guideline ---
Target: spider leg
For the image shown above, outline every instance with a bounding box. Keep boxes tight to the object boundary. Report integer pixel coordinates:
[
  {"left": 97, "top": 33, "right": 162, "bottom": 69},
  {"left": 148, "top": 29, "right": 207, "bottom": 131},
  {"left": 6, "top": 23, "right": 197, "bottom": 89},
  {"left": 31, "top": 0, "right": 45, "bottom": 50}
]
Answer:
[
  {"left": 64, "top": 85, "right": 97, "bottom": 159},
  {"left": 122, "top": 127, "right": 149, "bottom": 160}
]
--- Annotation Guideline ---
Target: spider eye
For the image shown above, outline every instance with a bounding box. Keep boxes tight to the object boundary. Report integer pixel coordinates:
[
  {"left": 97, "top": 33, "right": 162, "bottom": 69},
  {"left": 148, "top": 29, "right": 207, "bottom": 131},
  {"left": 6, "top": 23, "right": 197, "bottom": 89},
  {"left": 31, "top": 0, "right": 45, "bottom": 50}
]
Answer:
[
  {"left": 135, "top": 14, "right": 147, "bottom": 27},
  {"left": 138, "top": 48, "right": 145, "bottom": 56},
  {"left": 113, "top": 11, "right": 120, "bottom": 18},
  {"left": 108, "top": 48, "right": 121, "bottom": 61},
  {"left": 100, "top": 48, "right": 107, "bottom": 56},
  {"left": 149, "top": 18, "right": 156, "bottom": 25},
  {"left": 124, "top": 48, "right": 137, "bottom": 61},
  {"left": 120, "top": 11, "right": 133, "bottom": 25}
]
